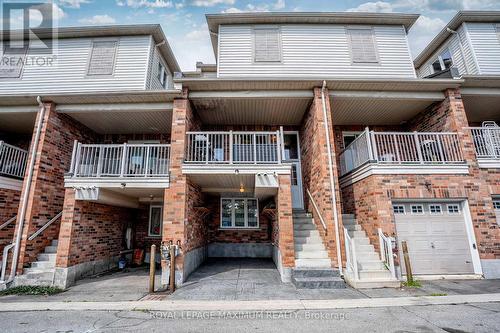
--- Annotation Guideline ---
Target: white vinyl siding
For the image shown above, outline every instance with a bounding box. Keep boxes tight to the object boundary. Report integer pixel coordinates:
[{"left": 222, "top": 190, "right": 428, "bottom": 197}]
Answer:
[
  {"left": 147, "top": 43, "right": 172, "bottom": 90},
  {"left": 0, "top": 35, "right": 152, "bottom": 95},
  {"left": 254, "top": 27, "right": 281, "bottom": 62},
  {"left": 87, "top": 40, "right": 117, "bottom": 76},
  {"left": 417, "top": 24, "right": 478, "bottom": 77},
  {"left": 465, "top": 22, "right": 500, "bottom": 75},
  {"left": 218, "top": 24, "right": 416, "bottom": 78},
  {"left": 347, "top": 28, "right": 378, "bottom": 63},
  {"left": 0, "top": 45, "right": 28, "bottom": 78}
]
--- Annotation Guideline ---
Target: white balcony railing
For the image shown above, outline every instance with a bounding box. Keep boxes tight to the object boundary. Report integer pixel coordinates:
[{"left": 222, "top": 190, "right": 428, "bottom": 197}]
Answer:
[
  {"left": 469, "top": 127, "right": 500, "bottom": 159},
  {"left": 339, "top": 128, "right": 464, "bottom": 176},
  {"left": 68, "top": 142, "right": 170, "bottom": 178},
  {"left": 185, "top": 131, "right": 281, "bottom": 164},
  {"left": 0, "top": 141, "right": 28, "bottom": 179}
]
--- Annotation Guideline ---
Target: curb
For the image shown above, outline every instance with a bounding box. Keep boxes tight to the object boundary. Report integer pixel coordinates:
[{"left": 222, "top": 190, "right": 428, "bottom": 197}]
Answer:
[{"left": 1, "top": 293, "right": 500, "bottom": 312}]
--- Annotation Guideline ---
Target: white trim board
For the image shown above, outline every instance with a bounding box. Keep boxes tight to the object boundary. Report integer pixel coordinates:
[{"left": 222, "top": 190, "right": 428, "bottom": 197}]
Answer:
[
  {"left": 340, "top": 163, "right": 469, "bottom": 188},
  {"left": 65, "top": 177, "right": 170, "bottom": 189},
  {"left": 182, "top": 164, "right": 292, "bottom": 175},
  {"left": 0, "top": 176, "right": 23, "bottom": 191},
  {"left": 476, "top": 159, "right": 500, "bottom": 169}
]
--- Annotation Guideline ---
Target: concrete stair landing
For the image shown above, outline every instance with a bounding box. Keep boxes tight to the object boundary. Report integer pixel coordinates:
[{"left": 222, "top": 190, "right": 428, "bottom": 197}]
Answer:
[
  {"left": 342, "top": 214, "right": 400, "bottom": 289},
  {"left": 15, "top": 240, "right": 58, "bottom": 287},
  {"left": 292, "top": 211, "right": 345, "bottom": 289}
]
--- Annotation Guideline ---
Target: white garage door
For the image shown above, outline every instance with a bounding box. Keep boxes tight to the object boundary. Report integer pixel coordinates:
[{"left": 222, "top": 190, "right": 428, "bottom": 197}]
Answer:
[
  {"left": 494, "top": 199, "right": 500, "bottom": 226},
  {"left": 393, "top": 202, "right": 474, "bottom": 275}
]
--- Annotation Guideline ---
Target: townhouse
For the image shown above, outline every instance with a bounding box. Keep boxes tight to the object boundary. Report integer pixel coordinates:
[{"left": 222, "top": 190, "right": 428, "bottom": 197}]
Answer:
[{"left": 0, "top": 11, "right": 498, "bottom": 291}]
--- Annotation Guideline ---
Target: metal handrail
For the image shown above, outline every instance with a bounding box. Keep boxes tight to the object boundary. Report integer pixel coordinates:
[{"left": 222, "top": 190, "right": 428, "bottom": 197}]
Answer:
[
  {"left": 306, "top": 188, "right": 327, "bottom": 232},
  {"left": 28, "top": 211, "right": 62, "bottom": 241},
  {"left": 378, "top": 228, "right": 396, "bottom": 279},
  {"left": 0, "top": 215, "right": 16, "bottom": 231},
  {"left": 1, "top": 243, "right": 16, "bottom": 282},
  {"left": 344, "top": 227, "right": 359, "bottom": 280},
  {"left": 468, "top": 127, "right": 500, "bottom": 159}
]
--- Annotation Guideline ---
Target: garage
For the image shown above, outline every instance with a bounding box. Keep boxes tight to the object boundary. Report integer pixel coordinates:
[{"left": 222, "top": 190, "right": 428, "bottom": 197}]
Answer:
[{"left": 393, "top": 201, "right": 475, "bottom": 275}]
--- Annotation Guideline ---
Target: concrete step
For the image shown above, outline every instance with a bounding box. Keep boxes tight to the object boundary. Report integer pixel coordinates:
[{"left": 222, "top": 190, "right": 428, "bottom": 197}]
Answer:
[
  {"left": 354, "top": 252, "right": 380, "bottom": 261},
  {"left": 294, "top": 229, "right": 320, "bottom": 237},
  {"left": 51, "top": 240, "right": 59, "bottom": 247},
  {"left": 23, "top": 267, "right": 54, "bottom": 275},
  {"left": 344, "top": 224, "right": 362, "bottom": 231},
  {"left": 293, "top": 223, "right": 317, "bottom": 231},
  {"left": 14, "top": 275, "right": 53, "bottom": 287},
  {"left": 37, "top": 253, "right": 56, "bottom": 262},
  {"left": 356, "top": 244, "right": 375, "bottom": 253},
  {"left": 359, "top": 269, "right": 394, "bottom": 280},
  {"left": 295, "top": 250, "right": 329, "bottom": 259},
  {"left": 31, "top": 261, "right": 56, "bottom": 269},
  {"left": 347, "top": 230, "right": 367, "bottom": 238},
  {"left": 292, "top": 276, "right": 346, "bottom": 289},
  {"left": 292, "top": 268, "right": 340, "bottom": 278},
  {"left": 294, "top": 243, "right": 325, "bottom": 252},
  {"left": 353, "top": 238, "right": 370, "bottom": 245},
  {"left": 295, "top": 258, "right": 331, "bottom": 268},
  {"left": 44, "top": 246, "right": 58, "bottom": 254},
  {"left": 294, "top": 235, "right": 323, "bottom": 244},
  {"left": 342, "top": 214, "right": 355, "bottom": 220},
  {"left": 293, "top": 212, "right": 312, "bottom": 218},
  {"left": 357, "top": 260, "right": 386, "bottom": 270}
]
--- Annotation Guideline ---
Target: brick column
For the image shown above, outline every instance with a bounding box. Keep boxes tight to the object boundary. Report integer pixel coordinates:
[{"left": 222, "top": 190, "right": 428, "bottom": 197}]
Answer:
[
  {"left": 276, "top": 174, "right": 295, "bottom": 272},
  {"left": 161, "top": 89, "right": 202, "bottom": 286},
  {"left": 13, "top": 102, "right": 97, "bottom": 273},
  {"left": 299, "top": 87, "right": 344, "bottom": 268}
]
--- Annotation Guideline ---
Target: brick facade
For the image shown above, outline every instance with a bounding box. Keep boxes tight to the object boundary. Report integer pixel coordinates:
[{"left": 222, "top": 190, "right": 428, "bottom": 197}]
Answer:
[
  {"left": 300, "top": 87, "right": 344, "bottom": 267},
  {"left": 339, "top": 89, "right": 500, "bottom": 262},
  {"left": 0, "top": 188, "right": 20, "bottom": 261},
  {"left": 14, "top": 103, "right": 98, "bottom": 273},
  {"left": 276, "top": 174, "right": 295, "bottom": 267}
]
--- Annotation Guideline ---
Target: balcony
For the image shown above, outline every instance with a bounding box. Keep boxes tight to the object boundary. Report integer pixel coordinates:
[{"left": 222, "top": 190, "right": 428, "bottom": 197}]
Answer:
[
  {"left": 65, "top": 142, "right": 171, "bottom": 188},
  {"left": 469, "top": 127, "right": 500, "bottom": 168},
  {"left": 0, "top": 141, "right": 28, "bottom": 180},
  {"left": 339, "top": 129, "right": 467, "bottom": 185}
]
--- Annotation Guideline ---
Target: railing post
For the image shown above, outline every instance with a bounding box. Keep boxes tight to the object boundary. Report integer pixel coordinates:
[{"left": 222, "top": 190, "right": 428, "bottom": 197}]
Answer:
[
  {"left": 229, "top": 131, "right": 233, "bottom": 164},
  {"left": 365, "top": 127, "right": 373, "bottom": 161},
  {"left": 73, "top": 143, "right": 82, "bottom": 177},
  {"left": 378, "top": 229, "right": 385, "bottom": 262},
  {"left": 253, "top": 133, "right": 257, "bottom": 164},
  {"left": 145, "top": 146, "right": 150, "bottom": 177},
  {"left": 370, "top": 131, "right": 378, "bottom": 162},
  {"left": 276, "top": 130, "right": 282, "bottom": 164},
  {"left": 96, "top": 146, "right": 103, "bottom": 177},
  {"left": 436, "top": 134, "right": 446, "bottom": 164},
  {"left": 120, "top": 143, "right": 127, "bottom": 177},
  {"left": 205, "top": 134, "right": 210, "bottom": 164},
  {"left": 414, "top": 132, "right": 424, "bottom": 164},
  {"left": 69, "top": 140, "right": 78, "bottom": 175}
]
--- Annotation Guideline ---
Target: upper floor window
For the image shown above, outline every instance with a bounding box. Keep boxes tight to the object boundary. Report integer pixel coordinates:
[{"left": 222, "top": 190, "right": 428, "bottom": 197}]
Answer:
[
  {"left": 342, "top": 132, "right": 362, "bottom": 149},
  {"left": 347, "top": 28, "right": 379, "bottom": 64},
  {"left": 158, "top": 62, "right": 168, "bottom": 88},
  {"left": 430, "top": 49, "right": 453, "bottom": 73},
  {"left": 254, "top": 27, "right": 281, "bottom": 62},
  {"left": 0, "top": 44, "right": 28, "bottom": 78},
  {"left": 87, "top": 40, "right": 117, "bottom": 76}
]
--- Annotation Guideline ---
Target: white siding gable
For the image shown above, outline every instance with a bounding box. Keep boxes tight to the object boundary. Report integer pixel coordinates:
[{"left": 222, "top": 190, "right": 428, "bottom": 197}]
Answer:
[
  {"left": 218, "top": 24, "right": 416, "bottom": 78},
  {"left": 466, "top": 22, "right": 500, "bottom": 75},
  {"left": 0, "top": 35, "right": 153, "bottom": 95}
]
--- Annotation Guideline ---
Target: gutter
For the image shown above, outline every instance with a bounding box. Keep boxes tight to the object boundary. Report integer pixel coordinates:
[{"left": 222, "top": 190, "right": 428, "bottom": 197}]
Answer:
[
  {"left": 320, "top": 81, "right": 343, "bottom": 276},
  {"left": 7, "top": 96, "right": 46, "bottom": 283}
]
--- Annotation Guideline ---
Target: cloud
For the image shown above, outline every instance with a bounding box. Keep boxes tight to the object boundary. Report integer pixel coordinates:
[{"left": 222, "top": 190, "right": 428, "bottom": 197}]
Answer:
[
  {"left": 347, "top": 1, "right": 394, "bottom": 13},
  {"left": 185, "top": 24, "right": 209, "bottom": 41},
  {"left": 274, "top": 0, "right": 286, "bottom": 10},
  {"left": 407, "top": 15, "right": 446, "bottom": 58},
  {"left": 58, "top": 0, "right": 90, "bottom": 8},
  {"left": 221, "top": 0, "right": 286, "bottom": 13},
  {"left": 78, "top": 14, "right": 117, "bottom": 25},
  {"left": 116, "top": 0, "right": 173, "bottom": 8},
  {"left": 191, "top": 0, "right": 235, "bottom": 7}
]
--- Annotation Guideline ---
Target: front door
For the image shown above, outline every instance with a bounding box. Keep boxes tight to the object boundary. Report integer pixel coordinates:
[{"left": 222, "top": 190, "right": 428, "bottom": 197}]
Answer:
[{"left": 282, "top": 132, "right": 304, "bottom": 209}]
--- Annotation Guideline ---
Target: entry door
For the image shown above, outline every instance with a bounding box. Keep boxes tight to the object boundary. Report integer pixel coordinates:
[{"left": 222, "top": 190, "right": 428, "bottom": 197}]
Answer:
[
  {"left": 282, "top": 132, "right": 304, "bottom": 209},
  {"left": 394, "top": 201, "right": 474, "bottom": 275}
]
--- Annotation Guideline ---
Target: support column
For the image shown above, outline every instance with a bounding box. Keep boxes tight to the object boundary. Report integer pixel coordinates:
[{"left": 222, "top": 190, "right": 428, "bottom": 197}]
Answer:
[{"left": 274, "top": 174, "right": 295, "bottom": 282}]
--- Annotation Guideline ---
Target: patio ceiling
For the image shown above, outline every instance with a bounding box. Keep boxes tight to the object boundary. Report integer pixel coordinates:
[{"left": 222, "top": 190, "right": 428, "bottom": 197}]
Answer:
[{"left": 0, "top": 107, "right": 37, "bottom": 133}]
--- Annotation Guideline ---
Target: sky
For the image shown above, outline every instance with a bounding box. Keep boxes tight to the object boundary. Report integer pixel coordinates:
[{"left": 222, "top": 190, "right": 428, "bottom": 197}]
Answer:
[{"left": 5, "top": 0, "right": 500, "bottom": 70}]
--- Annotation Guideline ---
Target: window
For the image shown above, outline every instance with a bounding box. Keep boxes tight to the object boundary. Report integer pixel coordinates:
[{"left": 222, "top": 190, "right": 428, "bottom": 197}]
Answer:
[
  {"left": 148, "top": 205, "right": 163, "bottom": 237},
  {"left": 496, "top": 24, "right": 500, "bottom": 42},
  {"left": 342, "top": 132, "right": 362, "bottom": 149},
  {"left": 493, "top": 200, "right": 500, "bottom": 210},
  {"left": 158, "top": 62, "right": 168, "bottom": 88},
  {"left": 254, "top": 27, "right": 281, "bottom": 62},
  {"left": 429, "top": 204, "right": 442, "bottom": 214},
  {"left": 447, "top": 204, "right": 460, "bottom": 214},
  {"left": 220, "top": 198, "right": 259, "bottom": 228},
  {"left": 0, "top": 44, "right": 28, "bottom": 78},
  {"left": 411, "top": 205, "right": 424, "bottom": 215},
  {"left": 348, "top": 28, "right": 379, "bottom": 64},
  {"left": 430, "top": 48, "right": 453, "bottom": 73},
  {"left": 393, "top": 205, "right": 405, "bottom": 214},
  {"left": 87, "top": 40, "right": 117, "bottom": 76}
]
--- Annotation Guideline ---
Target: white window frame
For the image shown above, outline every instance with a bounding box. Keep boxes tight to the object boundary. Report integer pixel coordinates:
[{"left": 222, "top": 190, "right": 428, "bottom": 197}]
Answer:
[
  {"left": 410, "top": 205, "right": 424, "bottom": 215},
  {"left": 253, "top": 26, "right": 282, "bottom": 63},
  {"left": 393, "top": 205, "right": 405, "bottom": 214},
  {"left": 86, "top": 39, "right": 118, "bottom": 77},
  {"left": 429, "top": 48, "right": 453, "bottom": 74},
  {"left": 0, "top": 43, "right": 29, "bottom": 79},
  {"left": 447, "top": 204, "right": 461, "bottom": 215},
  {"left": 148, "top": 204, "right": 163, "bottom": 237},
  {"left": 220, "top": 198, "right": 259, "bottom": 229},
  {"left": 347, "top": 27, "right": 380, "bottom": 64},
  {"left": 429, "top": 204, "right": 443, "bottom": 215},
  {"left": 492, "top": 199, "right": 500, "bottom": 210},
  {"left": 342, "top": 131, "right": 362, "bottom": 149},
  {"left": 158, "top": 62, "right": 168, "bottom": 88}
]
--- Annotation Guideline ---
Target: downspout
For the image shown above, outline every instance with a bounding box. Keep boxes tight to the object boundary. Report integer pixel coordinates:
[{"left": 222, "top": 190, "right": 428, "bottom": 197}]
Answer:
[
  {"left": 446, "top": 27, "right": 470, "bottom": 75},
  {"left": 7, "top": 96, "right": 46, "bottom": 283},
  {"left": 320, "top": 81, "right": 343, "bottom": 276}
]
